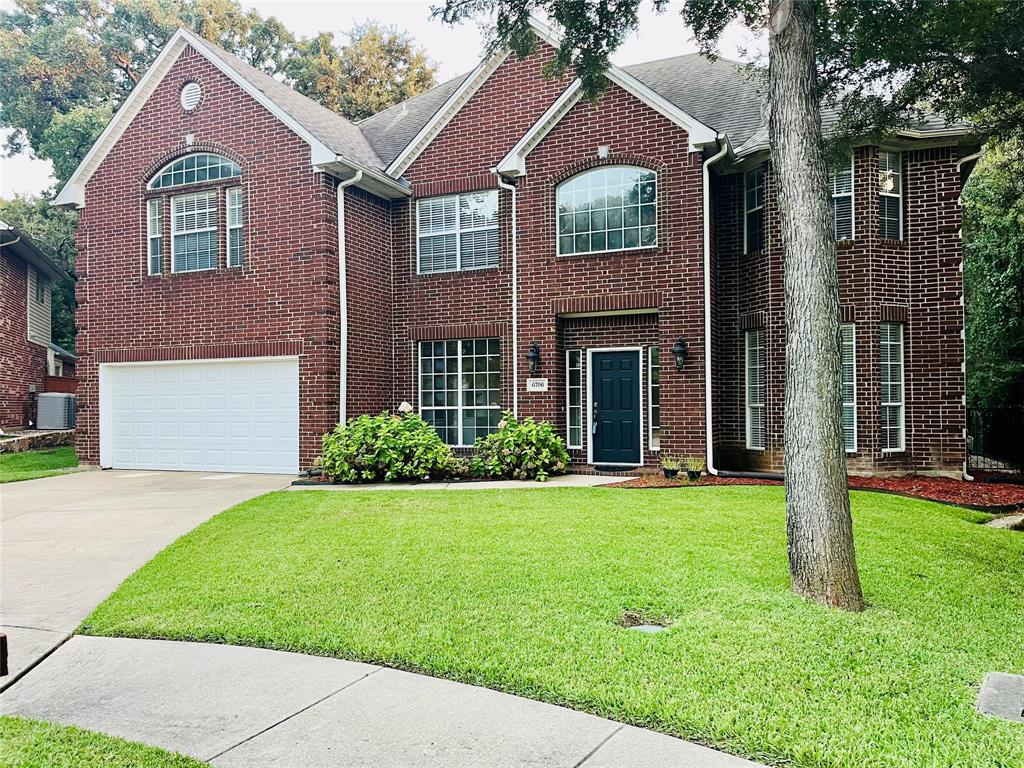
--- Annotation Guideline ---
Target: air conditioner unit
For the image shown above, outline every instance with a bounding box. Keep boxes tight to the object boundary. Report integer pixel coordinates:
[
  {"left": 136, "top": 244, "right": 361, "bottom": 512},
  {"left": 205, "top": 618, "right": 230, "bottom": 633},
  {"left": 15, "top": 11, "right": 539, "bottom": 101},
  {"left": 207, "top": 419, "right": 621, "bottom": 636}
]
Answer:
[{"left": 36, "top": 392, "right": 76, "bottom": 430}]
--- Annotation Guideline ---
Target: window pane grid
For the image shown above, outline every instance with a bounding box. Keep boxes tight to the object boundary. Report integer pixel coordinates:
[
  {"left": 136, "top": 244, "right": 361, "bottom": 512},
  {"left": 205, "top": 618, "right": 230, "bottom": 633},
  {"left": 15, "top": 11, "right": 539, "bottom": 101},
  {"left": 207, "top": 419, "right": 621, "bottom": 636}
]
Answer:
[
  {"left": 566, "top": 349, "right": 582, "bottom": 449},
  {"left": 880, "top": 322, "right": 905, "bottom": 451},
  {"left": 878, "top": 151, "right": 902, "bottom": 240},
  {"left": 831, "top": 158, "right": 854, "bottom": 241},
  {"left": 557, "top": 166, "right": 656, "bottom": 256},
  {"left": 172, "top": 191, "right": 218, "bottom": 273},
  {"left": 419, "top": 338, "right": 501, "bottom": 446},
  {"left": 744, "top": 165, "right": 766, "bottom": 254},
  {"left": 147, "top": 198, "right": 163, "bottom": 275},
  {"left": 417, "top": 191, "right": 498, "bottom": 273},
  {"left": 226, "top": 186, "right": 243, "bottom": 267},
  {"left": 150, "top": 153, "right": 241, "bottom": 190},
  {"left": 649, "top": 347, "right": 660, "bottom": 450},
  {"left": 841, "top": 324, "right": 856, "bottom": 452},
  {"left": 745, "top": 329, "right": 766, "bottom": 450}
]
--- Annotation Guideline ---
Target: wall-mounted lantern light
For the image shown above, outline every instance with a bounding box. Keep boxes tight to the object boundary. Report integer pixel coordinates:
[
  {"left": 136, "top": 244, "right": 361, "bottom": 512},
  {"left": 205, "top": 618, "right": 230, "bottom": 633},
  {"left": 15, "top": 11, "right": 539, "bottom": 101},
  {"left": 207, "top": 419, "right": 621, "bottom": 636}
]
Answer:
[
  {"left": 672, "top": 338, "right": 689, "bottom": 371},
  {"left": 526, "top": 342, "right": 541, "bottom": 374}
]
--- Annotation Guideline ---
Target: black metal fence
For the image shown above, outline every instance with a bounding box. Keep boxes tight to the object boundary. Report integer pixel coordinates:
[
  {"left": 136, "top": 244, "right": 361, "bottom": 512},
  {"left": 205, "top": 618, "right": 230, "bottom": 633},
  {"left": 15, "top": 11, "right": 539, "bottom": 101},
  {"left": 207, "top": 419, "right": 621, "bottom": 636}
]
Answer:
[{"left": 967, "top": 407, "right": 1024, "bottom": 474}]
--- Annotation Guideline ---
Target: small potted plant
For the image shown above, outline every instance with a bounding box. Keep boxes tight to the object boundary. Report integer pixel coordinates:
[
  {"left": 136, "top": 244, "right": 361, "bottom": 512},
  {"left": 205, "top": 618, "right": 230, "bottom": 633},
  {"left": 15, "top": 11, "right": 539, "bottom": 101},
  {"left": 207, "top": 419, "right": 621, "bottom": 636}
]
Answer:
[
  {"left": 660, "top": 455, "right": 681, "bottom": 479},
  {"left": 684, "top": 456, "right": 705, "bottom": 482}
]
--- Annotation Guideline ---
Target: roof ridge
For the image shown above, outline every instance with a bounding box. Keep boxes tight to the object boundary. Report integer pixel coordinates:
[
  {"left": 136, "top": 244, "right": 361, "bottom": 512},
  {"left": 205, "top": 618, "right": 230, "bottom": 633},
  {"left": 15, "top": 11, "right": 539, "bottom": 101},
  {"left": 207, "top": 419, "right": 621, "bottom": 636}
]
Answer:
[
  {"left": 358, "top": 71, "right": 471, "bottom": 125},
  {"left": 624, "top": 51, "right": 747, "bottom": 69}
]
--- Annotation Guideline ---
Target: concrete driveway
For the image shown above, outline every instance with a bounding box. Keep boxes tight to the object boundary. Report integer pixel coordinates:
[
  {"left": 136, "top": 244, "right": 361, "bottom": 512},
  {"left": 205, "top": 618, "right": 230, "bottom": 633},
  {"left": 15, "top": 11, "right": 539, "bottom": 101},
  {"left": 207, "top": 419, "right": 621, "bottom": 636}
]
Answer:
[{"left": 0, "top": 469, "right": 292, "bottom": 688}]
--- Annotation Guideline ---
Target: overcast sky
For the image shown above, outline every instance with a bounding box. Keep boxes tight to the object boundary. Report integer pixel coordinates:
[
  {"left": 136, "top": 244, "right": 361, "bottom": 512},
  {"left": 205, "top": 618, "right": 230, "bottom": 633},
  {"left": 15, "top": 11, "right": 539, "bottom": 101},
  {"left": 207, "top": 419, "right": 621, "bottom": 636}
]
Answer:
[{"left": 0, "top": 0, "right": 764, "bottom": 198}]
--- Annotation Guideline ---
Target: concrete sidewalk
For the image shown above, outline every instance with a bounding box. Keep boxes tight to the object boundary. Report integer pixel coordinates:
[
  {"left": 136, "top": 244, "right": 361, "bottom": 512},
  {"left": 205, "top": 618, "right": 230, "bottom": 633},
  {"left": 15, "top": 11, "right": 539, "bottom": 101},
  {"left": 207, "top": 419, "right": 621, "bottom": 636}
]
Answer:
[
  {"left": 0, "top": 470, "right": 292, "bottom": 687},
  {"left": 0, "top": 635, "right": 765, "bottom": 768},
  {"left": 288, "top": 473, "right": 624, "bottom": 491}
]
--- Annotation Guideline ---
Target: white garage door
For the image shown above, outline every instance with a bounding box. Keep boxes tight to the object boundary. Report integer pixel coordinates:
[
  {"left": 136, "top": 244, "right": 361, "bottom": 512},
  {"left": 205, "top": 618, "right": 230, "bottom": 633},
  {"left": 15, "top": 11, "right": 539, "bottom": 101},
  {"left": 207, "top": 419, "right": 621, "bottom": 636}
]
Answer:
[{"left": 102, "top": 357, "right": 299, "bottom": 474}]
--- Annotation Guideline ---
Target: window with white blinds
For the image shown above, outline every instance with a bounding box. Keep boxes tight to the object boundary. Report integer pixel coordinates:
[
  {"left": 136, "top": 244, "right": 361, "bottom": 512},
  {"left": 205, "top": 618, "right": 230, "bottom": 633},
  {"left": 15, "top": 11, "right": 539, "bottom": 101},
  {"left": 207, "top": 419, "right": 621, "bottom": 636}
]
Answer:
[
  {"left": 417, "top": 190, "right": 498, "bottom": 274},
  {"left": 226, "top": 186, "right": 244, "bottom": 267},
  {"left": 831, "top": 157, "right": 854, "bottom": 241},
  {"left": 841, "top": 323, "right": 856, "bottom": 452},
  {"left": 566, "top": 349, "right": 582, "bottom": 449},
  {"left": 745, "top": 328, "right": 766, "bottom": 450},
  {"left": 878, "top": 151, "right": 902, "bottom": 240},
  {"left": 880, "top": 322, "right": 905, "bottom": 451},
  {"left": 744, "top": 165, "right": 766, "bottom": 254},
  {"left": 147, "top": 198, "right": 163, "bottom": 275},
  {"left": 171, "top": 191, "right": 218, "bottom": 273}
]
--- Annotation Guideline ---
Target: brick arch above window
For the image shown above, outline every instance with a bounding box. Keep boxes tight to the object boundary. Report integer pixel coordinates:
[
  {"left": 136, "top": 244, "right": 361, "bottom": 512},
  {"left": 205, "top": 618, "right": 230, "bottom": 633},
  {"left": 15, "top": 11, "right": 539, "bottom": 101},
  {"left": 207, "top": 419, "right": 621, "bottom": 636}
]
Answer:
[
  {"left": 138, "top": 142, "right": 247, "bottom": 188},
  {"left": 146, "top": 152, "right": 242, "bottom": 190}
]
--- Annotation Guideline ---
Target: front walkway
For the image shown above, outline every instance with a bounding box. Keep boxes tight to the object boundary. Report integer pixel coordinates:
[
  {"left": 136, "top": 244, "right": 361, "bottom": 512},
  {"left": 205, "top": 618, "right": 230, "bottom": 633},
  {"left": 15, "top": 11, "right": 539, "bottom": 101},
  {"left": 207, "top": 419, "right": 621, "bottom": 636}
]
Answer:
[
  {"left": 289, "top": 474, "right": 622, "bottom": 491},
  {"left": 0, "top": 469, "right": 293, "bottom": 687},
  {"left": 1, "top": 635, "right": 765, "bottom": 768}
]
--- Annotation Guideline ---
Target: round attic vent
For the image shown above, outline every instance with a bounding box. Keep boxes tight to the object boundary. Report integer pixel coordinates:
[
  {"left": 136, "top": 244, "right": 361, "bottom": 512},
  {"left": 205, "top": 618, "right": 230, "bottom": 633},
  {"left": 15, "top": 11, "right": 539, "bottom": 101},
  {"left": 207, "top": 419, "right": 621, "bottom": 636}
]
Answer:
[{"left": 180, "top": 82, "right": 202, "bottom": 111}]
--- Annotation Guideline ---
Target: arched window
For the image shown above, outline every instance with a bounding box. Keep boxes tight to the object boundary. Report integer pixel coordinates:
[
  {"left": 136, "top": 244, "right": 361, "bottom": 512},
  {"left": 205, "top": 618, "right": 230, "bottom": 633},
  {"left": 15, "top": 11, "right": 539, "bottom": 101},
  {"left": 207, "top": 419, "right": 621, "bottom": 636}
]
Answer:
[
  {"left": 148, "top": 153, "right": 241, "bottom": 189},
  {"left": 144, "top": 153, "right": 244, "bottom": 276},
  {"left": 556, "top": 166, "right": 657, "bottom": 256}
]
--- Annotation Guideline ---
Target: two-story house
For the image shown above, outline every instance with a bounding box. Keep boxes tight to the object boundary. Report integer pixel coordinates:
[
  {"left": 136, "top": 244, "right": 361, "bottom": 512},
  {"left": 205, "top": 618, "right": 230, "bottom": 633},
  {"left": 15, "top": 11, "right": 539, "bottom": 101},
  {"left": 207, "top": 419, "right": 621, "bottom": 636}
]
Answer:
[
  {"left": 1, "top": 220, "right": 76, "bottom": 431},
  {"left": 55, "top": 18, "right": 977, "bottom": 476}
]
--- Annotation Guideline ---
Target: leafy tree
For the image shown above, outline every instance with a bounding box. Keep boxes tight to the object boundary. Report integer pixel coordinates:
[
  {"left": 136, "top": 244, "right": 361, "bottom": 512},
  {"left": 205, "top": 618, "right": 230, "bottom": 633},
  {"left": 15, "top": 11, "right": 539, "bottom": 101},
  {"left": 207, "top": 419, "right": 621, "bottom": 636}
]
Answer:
[
  {"left": 963, "top": 138, "right": 1024, "bottom": 408},
  {"left": 285, "top": 22, "right": 437, "bottom": 121},
  {"left": 0, "top": 196, "right": 78, "bottom": 350}
]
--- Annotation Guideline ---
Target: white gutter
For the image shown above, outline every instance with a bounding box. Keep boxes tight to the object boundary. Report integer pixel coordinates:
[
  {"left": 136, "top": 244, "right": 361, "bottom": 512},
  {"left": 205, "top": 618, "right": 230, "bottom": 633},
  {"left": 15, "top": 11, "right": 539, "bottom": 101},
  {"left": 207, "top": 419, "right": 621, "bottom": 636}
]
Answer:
[
  {"left": 336, "top": 170, "right": 363, "bottom": 425},
  {"left": 492, "top": 169, "right": 519, "bottom": 417},
  {"left": 703, "top": 135, "right": 731, "bottom": 476},
  {"left": 955, "top": 147, "right": 984, "bottom": 481}
]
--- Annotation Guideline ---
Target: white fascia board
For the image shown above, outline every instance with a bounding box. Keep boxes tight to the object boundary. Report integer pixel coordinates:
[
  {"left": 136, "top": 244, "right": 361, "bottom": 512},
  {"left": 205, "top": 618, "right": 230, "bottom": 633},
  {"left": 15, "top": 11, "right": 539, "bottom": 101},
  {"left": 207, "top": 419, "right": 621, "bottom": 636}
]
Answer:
[
  {"left": 497, "top": 80, "right": 583, "bottom": 176},
  {"left": 386, "top": 49, "right": 511, "bottom": 178}
]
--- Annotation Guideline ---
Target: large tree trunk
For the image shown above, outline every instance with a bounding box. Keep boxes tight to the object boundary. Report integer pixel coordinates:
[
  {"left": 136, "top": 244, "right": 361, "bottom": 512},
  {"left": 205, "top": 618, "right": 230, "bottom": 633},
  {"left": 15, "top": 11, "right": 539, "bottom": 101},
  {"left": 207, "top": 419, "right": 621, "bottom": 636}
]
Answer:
[{"left": 768, "top": 0, "right": 865, "bottom": 611}]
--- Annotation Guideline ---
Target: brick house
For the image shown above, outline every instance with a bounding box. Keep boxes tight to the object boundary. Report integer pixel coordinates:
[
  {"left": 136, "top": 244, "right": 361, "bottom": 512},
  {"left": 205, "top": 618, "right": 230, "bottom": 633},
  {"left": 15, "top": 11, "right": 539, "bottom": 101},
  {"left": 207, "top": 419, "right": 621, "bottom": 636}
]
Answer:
[
  {"left": 55, "top": 19, "right": 978, "bottom": 476},
  {"left": 1, "top": 220, "right": 77, "bottom": 431}
]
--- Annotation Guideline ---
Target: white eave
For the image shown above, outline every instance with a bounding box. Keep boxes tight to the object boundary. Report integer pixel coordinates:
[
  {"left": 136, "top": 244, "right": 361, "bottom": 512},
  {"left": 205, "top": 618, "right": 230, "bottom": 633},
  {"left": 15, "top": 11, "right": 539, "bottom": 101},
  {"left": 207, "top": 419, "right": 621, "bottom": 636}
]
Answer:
[
  {"left": 496, "top": 19, "right": 718, "bottom": 178},
  {"left": 53, "top": 28, "right": 407, "bottom": 208}
]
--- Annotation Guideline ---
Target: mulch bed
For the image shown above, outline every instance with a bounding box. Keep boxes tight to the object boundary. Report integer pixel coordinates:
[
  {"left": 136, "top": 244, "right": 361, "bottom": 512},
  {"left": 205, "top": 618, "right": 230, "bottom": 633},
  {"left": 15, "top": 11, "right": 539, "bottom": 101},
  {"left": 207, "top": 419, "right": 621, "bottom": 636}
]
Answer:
[{"left": 609, "top": 472, "right": 1024, "bottom": 512}]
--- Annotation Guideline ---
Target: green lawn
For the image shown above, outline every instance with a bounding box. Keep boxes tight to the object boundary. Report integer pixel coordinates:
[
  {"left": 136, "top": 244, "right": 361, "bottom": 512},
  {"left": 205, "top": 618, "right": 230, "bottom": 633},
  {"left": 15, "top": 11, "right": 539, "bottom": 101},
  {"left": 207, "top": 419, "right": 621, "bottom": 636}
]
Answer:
[
  {"left": 0, "top": 446, "right": 78, "bottom": 483},
  {"left": 0, "top": 716, "right": 206, "bottom": 767},
  {"left": 81, "top": 487, "right": 1024, "bottom": 768}
]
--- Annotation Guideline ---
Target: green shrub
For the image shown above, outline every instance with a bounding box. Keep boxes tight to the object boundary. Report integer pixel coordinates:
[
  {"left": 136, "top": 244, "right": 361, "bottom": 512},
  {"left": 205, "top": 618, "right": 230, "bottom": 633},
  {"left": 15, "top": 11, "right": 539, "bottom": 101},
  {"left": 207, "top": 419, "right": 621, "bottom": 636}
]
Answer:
[
  {"left": 470, "top": 411, "right": 569, "bottom": 481},
  {"left": 320, "top": 412, "right": 461, "bottom": 483}
]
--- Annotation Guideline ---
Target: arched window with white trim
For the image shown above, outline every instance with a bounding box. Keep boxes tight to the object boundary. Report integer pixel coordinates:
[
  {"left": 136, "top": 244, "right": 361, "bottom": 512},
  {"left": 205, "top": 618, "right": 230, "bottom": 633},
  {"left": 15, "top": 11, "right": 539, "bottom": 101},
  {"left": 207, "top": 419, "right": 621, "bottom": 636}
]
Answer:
[
  {"left": 556, "top": 166, "right": 657, "bottom": 256},
  {"left": 144, "top": 153, "right": 244, "bottom": 275}
]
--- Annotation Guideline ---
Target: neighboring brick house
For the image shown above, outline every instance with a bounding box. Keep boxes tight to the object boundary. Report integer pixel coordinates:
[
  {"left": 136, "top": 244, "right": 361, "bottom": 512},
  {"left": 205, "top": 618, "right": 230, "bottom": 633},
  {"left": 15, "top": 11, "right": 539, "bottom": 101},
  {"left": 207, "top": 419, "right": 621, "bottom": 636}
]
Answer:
[
  {"left": 55, "top": 19, "right": 978, "bottom": 476},
  {"left": 1, "top": 220, "right": 77, "bottom": 431}
]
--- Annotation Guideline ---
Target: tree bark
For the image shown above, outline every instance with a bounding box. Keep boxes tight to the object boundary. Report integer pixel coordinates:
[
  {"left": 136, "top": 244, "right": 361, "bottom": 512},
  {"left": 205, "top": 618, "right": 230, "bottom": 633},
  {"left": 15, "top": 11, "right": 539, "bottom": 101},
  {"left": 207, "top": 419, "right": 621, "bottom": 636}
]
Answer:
[{"left": 768, "top": 0, "right": 865, "bottom": 611}]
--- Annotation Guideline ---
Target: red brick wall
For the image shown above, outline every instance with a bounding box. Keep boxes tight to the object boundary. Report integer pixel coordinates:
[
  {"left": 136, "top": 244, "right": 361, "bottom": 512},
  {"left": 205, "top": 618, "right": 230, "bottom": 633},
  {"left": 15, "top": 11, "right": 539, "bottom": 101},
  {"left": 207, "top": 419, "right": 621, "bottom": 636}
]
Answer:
[
  {"left": 0, "top": 252, "right": 47, "bottom": 429},
  {"left": 75, "top": 45, "right": 340, "bottom": 467},
  {"left": 714, "top": 145, "right": 966, "bottom": 475}
]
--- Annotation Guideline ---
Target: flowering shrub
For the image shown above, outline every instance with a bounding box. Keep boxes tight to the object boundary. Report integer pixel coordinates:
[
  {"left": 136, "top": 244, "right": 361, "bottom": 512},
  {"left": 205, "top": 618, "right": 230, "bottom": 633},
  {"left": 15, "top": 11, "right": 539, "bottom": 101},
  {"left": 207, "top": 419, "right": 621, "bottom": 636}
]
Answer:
[
  {"left": 320, "top": 411, "right": 461, "bottom": 483},
  {"left": 470, "top": 411, "right": 570, "bottom": 481}
]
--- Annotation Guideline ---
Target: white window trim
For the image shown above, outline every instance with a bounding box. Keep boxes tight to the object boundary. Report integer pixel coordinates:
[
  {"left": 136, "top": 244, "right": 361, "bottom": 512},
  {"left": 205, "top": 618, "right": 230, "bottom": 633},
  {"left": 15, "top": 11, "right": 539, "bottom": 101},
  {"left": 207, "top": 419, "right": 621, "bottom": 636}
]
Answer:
[
  {"left": 878, "top": 150, "right": 903, "bottom": 241},
  {"left": 170, "top": 190, "right": 219, "bottom": 274},
  {"left": 745, "top": 329, "right": 766, "bottom": 451},
  {"left": 417, "top": 339, "right": 501, "bottom": 448},
  {"left": 555, "top": 166, "right": 658, "bottom": 258},
  {"left": 832, "top": 155, "right": 855, "bottom": 242},
  {"left": 880, "top": 322, "right": 906, "bottom": 453},
  {"left": 147, "top": 198, "right": 163, "bottom": 276},
  {"left": 226, "top": 186, "right": 243, "bottom": 268},
  {"left": 147, "top": 152, "right": 241, "bottom": 190},
  {"left": 743, "top": 165, "right": 766, "bottom": 255},
  {"left": 841, "top": 323, "right": 857, "bottom": 453},
  {"left": 585, "top": 347, "right": 644, "bottom": 467},
  {"left": 648, "top": 346, "right": 660, "bottom": 451},
  {"left": 565, "top": 349, "right": 583, "bottom": 450},
  {"left": 416, "top": 191, "right": 499, "bottom": 275}
]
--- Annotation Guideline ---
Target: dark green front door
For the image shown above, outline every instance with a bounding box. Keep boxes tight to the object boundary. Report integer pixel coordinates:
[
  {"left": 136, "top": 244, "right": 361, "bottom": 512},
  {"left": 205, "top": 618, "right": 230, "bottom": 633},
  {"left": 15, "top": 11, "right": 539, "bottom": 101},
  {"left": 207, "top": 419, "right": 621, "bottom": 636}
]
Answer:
[{"left": 592, "top": 350, "right": 641, "bottom": 465}]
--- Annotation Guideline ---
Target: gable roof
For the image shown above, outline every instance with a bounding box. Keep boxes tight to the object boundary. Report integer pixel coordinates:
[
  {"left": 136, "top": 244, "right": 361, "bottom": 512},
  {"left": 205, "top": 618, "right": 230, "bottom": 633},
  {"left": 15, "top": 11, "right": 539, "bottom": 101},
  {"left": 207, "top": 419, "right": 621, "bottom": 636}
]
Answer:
[
  {"left": 54, "top": 28, "right": 407, "bottom": 208},
  {"left": 0, "top": 220, "right": 69, "bottom": 282},
  {"left": 359, "top": 73, "right": 470, "bottom": 168}
]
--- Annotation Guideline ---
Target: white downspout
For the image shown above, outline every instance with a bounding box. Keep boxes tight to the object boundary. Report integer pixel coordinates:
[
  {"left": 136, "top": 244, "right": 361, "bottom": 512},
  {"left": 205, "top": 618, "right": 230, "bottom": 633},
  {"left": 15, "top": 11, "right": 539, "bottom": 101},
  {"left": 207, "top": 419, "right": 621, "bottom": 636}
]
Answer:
[
  {"left": 703, "top": 135, "right": 730, "bottom": 476},
  {"left": 336, "top": 170, "right": 363, "bottom": 425},
  {"left": 492, "top": 169, "right": 519, "bottom": 417},
  {"left": 955, "top": 147, "right": 984, "bottom": 481}
]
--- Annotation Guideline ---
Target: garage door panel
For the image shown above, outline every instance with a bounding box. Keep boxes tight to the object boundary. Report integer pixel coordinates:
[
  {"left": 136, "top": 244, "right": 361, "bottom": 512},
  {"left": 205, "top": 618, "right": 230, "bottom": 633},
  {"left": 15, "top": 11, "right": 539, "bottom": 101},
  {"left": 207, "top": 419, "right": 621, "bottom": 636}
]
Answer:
[{"left": 104, "top": 358, "right": 299, "bottom": 474}]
